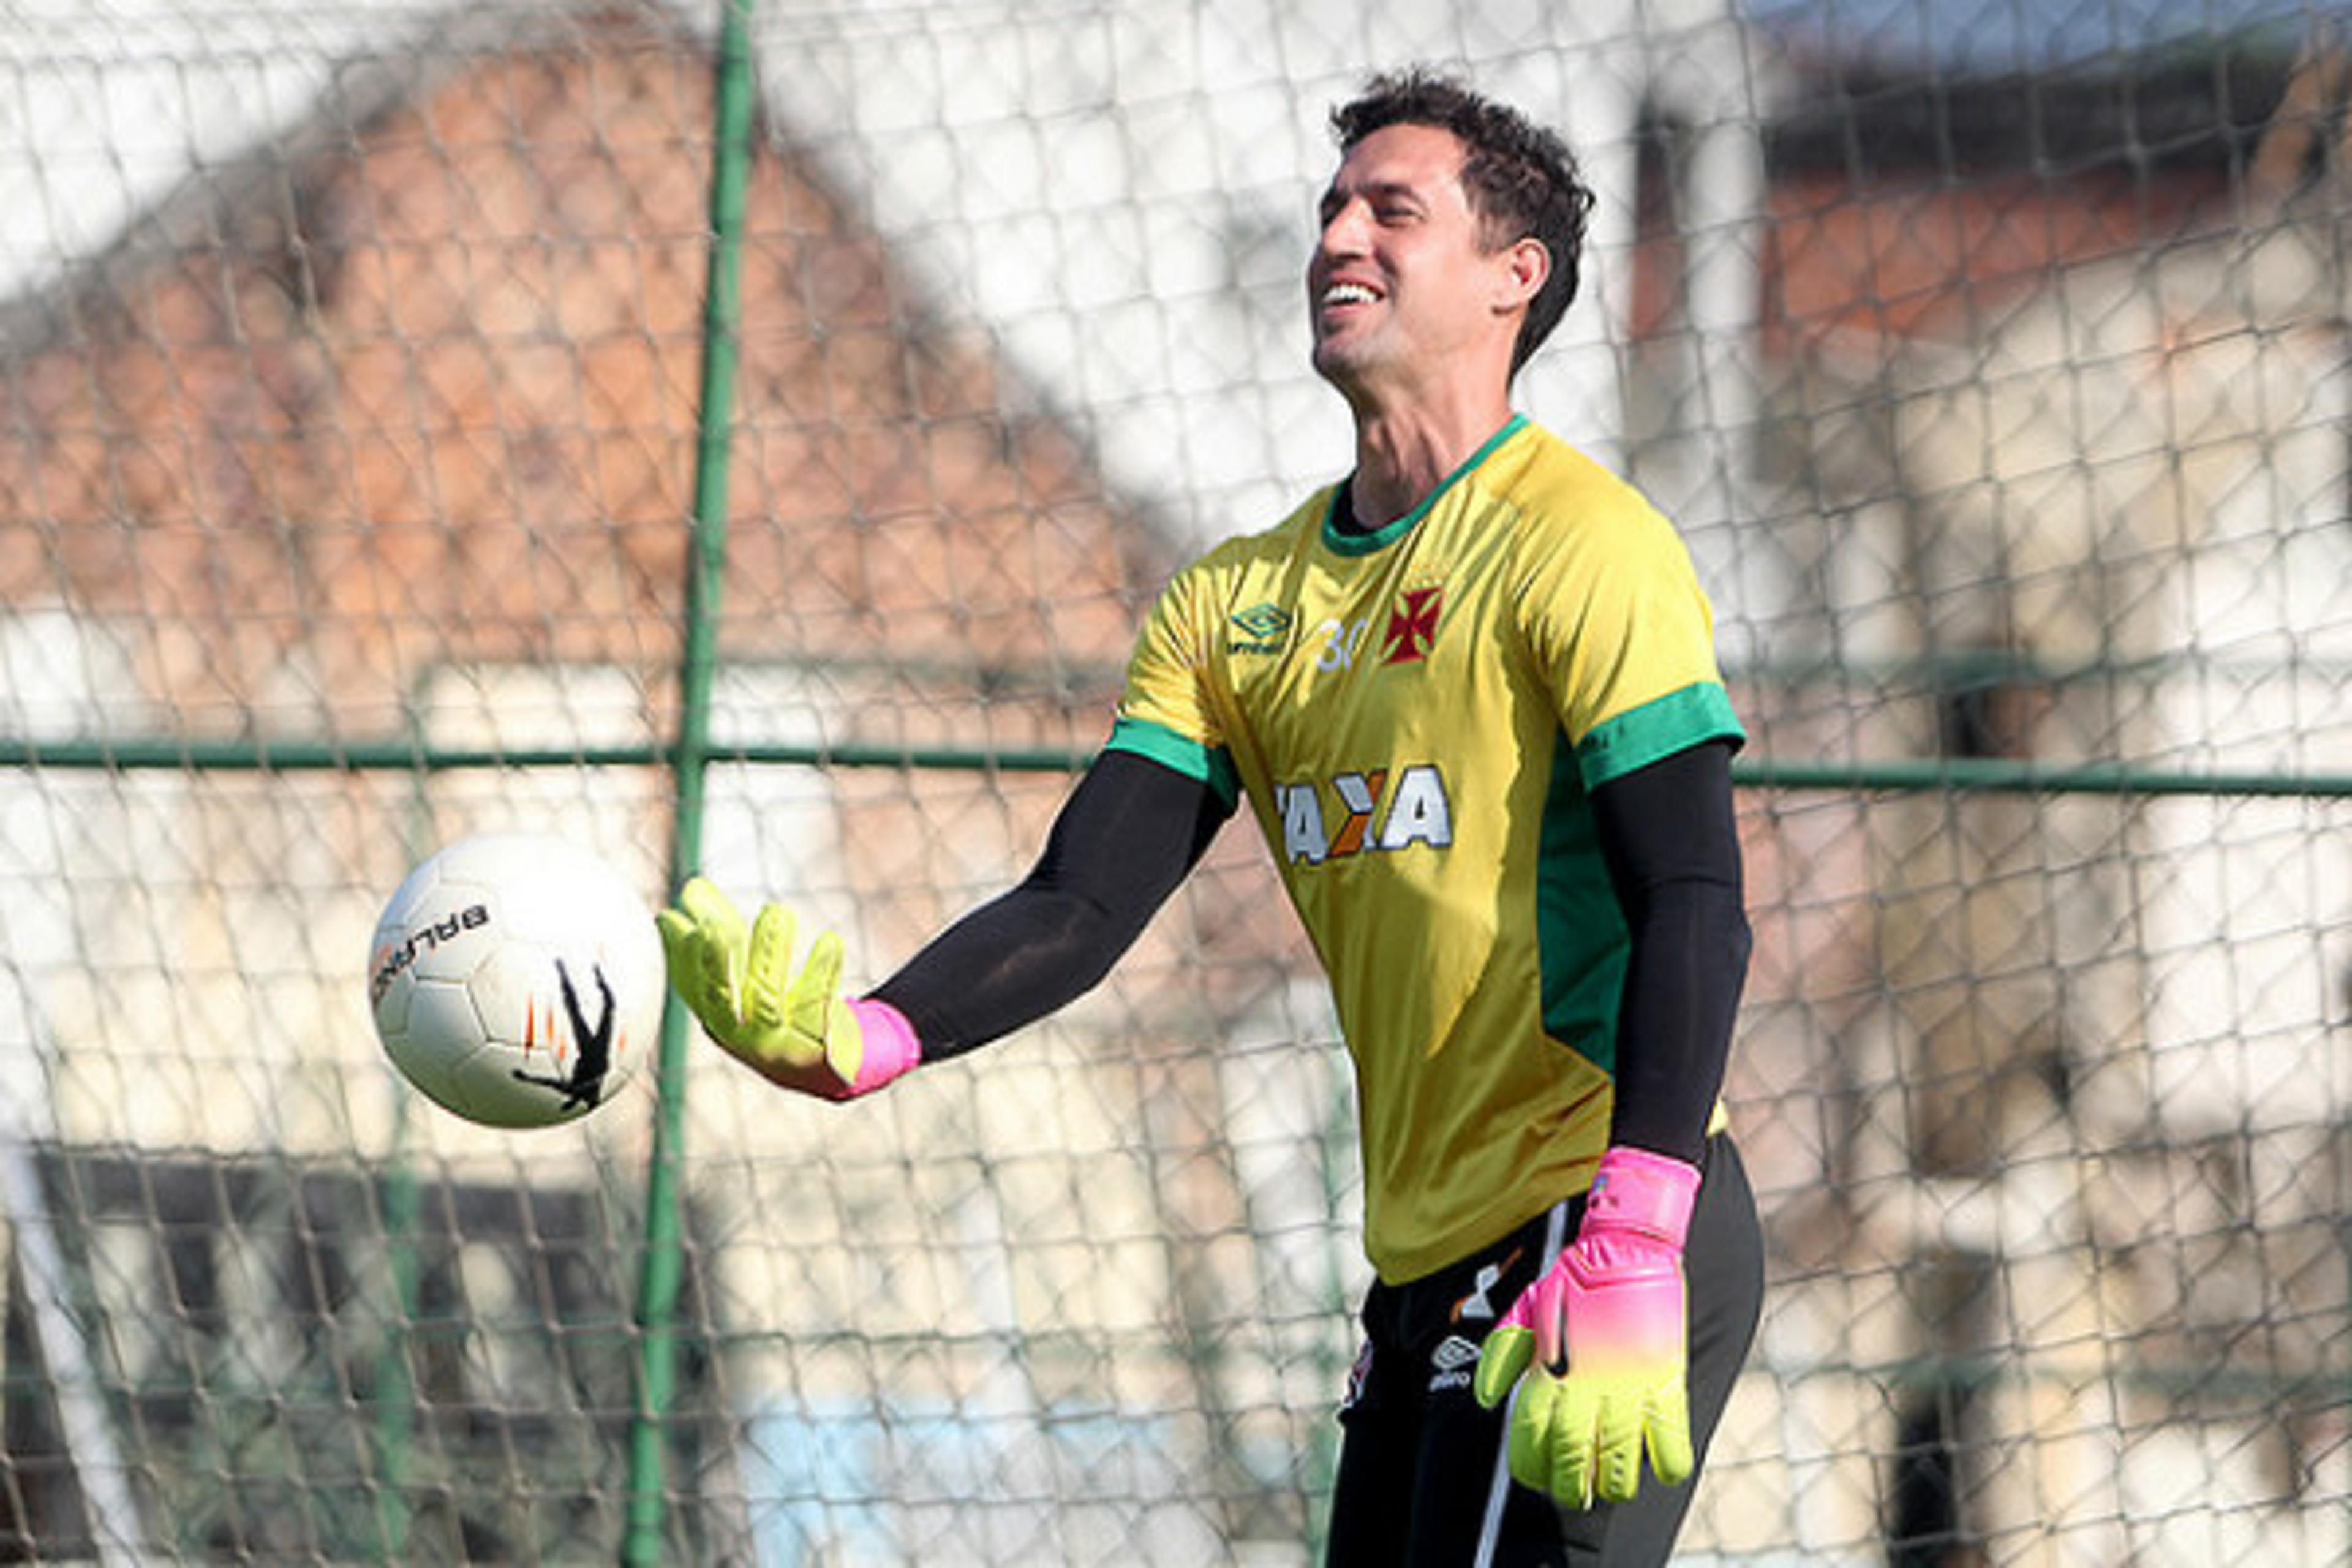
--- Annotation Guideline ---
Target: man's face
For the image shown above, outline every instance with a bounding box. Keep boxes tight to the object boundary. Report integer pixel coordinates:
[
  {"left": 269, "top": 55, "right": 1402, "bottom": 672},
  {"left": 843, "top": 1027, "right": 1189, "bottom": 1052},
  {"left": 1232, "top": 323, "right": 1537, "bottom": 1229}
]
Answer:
[{"left": 1307, "top": 122, "right": 1518, "bottom": 394}]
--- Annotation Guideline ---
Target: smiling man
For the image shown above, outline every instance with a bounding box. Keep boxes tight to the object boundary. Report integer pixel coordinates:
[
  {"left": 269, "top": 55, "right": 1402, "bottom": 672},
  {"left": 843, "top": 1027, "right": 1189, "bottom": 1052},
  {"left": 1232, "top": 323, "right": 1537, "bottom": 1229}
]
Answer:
[{"left": 660, "top": 68, "right": 1764, "bottom": 1567}]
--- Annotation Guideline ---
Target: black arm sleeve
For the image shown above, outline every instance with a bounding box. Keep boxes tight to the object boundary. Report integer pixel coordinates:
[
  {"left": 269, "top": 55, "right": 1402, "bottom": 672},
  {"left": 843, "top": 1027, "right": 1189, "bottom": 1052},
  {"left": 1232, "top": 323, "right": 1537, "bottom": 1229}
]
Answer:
[
  {"left": 868, "top": 747, "right": 1235, "bottom": 1061},
  {"left": 1587, "top": 739, "right": 1752, "bottom": 1161}
]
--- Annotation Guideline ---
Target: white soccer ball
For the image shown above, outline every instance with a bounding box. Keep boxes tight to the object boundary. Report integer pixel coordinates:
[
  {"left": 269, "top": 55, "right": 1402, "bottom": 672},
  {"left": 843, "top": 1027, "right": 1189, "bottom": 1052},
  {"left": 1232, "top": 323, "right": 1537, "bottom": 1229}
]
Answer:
[{"left": 367, "top": 832, "right": 663, "bottom": 1129}]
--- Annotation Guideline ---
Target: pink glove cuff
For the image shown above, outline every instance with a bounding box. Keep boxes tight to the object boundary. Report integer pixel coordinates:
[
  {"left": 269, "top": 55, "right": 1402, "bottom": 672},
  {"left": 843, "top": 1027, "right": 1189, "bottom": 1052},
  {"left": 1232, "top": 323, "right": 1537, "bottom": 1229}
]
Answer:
[
  {"left": 842, "top": 998, "right": 923, "bottom": 1097},
  {"left": 1584, "top": 1146, "right": 1701, "bottom": 1248}
]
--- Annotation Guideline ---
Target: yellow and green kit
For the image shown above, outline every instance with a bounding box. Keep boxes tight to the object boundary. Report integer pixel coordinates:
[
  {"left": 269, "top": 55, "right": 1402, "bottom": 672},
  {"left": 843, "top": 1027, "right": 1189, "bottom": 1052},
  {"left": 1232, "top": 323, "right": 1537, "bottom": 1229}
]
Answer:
[{"left": 1107, "top": 415, "right": 1743, "bottom": 1283}]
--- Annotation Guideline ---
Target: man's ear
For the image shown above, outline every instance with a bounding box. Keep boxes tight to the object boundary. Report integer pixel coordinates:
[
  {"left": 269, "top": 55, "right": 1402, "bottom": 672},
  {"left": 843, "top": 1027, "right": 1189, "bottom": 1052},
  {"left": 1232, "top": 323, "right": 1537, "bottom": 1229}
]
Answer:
[{"left": 1493, "top": 236, "right": 1551, "bottom": 315}]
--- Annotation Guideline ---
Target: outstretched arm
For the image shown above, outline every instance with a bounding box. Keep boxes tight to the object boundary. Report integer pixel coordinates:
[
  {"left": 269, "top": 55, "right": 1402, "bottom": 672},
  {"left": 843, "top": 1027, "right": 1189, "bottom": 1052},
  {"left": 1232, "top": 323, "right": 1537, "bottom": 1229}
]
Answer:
[
  {"left": 660, "top": 747, "right": 1232, "bottom": 1096},
  {"left": 873, "top": 746, "right": 1234, "bottom": 1060}
]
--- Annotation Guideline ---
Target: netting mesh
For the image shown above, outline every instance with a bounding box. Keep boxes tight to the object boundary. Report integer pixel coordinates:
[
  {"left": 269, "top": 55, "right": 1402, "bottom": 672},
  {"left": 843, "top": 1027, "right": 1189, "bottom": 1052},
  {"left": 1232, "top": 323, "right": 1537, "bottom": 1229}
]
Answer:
[{"left": 0, "top": 1, "right": 2347, "bottom": 1563}]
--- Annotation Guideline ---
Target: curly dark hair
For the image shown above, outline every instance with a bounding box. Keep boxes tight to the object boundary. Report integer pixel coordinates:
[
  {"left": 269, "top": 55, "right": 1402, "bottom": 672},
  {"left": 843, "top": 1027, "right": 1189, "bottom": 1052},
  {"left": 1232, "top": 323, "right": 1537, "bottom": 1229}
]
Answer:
[{"left": 1330, "top": 69, "right": 1595, "bottom": 375}]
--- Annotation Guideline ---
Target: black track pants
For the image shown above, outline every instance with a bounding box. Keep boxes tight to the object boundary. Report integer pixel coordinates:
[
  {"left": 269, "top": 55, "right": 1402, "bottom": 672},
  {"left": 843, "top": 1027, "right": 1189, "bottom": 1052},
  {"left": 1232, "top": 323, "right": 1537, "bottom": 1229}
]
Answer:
[{"left": 1325, "top": 1134, "right": 1764, "bottom": 1568}]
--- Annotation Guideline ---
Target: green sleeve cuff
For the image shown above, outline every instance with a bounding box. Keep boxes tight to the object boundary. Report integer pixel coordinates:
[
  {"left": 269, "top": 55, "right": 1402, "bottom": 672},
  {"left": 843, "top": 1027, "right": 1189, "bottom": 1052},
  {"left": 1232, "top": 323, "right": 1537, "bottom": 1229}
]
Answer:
[
  {"left": 1576, "top": 683, "right": 1744, "bottom": 791},
  {"left": 1104, "top": 717, "right": 1242, "bottom": 810}
]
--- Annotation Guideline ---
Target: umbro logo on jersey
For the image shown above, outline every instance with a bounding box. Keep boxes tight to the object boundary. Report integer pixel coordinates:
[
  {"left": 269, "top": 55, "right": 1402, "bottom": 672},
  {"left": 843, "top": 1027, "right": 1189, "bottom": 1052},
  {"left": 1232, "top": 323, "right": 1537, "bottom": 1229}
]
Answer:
[
  {"left": 1227, "top": 601, "right": 1293, "bottom": 655},
  {"left": 1381, "top": 586, "right": 1444, "bottom": 665},
  {"left": 1428, "top": 1333, "right": 1482, "bottom": 1393}
]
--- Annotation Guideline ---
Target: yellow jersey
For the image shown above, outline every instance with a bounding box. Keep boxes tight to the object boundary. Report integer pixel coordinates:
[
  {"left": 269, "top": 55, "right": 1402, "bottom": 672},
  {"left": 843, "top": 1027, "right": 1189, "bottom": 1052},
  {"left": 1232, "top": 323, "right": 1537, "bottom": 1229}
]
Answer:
[{"left": 1107, "top": 417, "right": 1743, "bottom": 1283}]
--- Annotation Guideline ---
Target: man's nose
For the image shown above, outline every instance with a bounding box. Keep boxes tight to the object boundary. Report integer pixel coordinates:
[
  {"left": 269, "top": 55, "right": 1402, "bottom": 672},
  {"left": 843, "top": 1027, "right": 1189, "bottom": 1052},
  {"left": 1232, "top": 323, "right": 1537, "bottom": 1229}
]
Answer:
[{"left": 1317, "top": 198, "right": 1369, "bottom": 257}]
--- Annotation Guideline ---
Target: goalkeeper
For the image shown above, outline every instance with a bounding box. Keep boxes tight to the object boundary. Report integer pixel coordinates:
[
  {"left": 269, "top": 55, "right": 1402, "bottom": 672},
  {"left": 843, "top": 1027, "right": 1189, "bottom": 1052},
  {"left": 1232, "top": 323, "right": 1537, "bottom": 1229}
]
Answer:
[{"left": 663, "top": 67, "right": 1763, "bottom": 1567}]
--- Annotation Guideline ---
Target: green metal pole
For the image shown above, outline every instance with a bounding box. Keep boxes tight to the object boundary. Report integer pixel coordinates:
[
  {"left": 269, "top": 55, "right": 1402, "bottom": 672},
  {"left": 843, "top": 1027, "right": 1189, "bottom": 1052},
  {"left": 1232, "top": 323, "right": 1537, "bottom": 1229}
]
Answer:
[
  {"left": 11, "top": 735, "right": 2352, "bottom": 802},
  {"left": 622, "top": 1, "right": 758, "bottom": 1561}
]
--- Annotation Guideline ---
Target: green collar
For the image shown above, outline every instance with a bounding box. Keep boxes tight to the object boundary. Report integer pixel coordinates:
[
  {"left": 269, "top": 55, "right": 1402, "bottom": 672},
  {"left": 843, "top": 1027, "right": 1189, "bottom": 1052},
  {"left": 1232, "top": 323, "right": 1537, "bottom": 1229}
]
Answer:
[{"left": 1321, "top": 414, "right": 1528, "bottom": 557}]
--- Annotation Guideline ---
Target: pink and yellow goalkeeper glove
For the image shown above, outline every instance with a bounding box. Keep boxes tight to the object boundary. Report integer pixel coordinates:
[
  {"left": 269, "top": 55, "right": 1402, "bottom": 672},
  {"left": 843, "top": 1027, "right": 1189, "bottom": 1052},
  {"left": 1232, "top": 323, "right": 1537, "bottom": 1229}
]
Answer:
[
  {"left": 1472, "top": 1146, "right": 1701, "bottom": 1509},
  {"left": 655, "top": 876, "right": 919, "bottom": 1101}
]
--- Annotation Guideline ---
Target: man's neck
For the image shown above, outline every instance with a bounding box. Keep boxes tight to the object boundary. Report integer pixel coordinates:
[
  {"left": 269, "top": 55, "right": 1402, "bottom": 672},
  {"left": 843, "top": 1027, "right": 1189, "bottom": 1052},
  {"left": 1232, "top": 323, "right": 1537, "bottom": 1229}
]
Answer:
[{"left": 1344, "top": 394, "right": 1516, "bottom": 531}]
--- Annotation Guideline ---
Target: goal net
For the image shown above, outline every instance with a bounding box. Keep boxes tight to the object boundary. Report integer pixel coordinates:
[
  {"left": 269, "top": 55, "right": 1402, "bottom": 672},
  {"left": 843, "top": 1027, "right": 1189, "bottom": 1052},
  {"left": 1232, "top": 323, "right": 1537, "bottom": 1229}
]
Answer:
[{"left": 0, "top": 1, "right": 2345, "bottom": 1563}]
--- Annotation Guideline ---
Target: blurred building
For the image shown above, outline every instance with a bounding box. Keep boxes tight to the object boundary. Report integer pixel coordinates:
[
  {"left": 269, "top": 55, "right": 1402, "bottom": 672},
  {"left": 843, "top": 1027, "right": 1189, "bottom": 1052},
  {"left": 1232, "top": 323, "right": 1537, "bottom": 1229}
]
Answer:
[{"left": 1725, "top": 30, "right": 2352, "bottom": 1567}]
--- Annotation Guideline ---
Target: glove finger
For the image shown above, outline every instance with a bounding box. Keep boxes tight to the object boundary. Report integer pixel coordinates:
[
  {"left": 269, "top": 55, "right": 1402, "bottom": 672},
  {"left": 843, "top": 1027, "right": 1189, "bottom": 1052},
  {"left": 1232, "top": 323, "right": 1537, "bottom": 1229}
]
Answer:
[
  {"left": 657, "top": 905, "right": 736, "bottom": 1032},
  {"left": 791, "top": 932, "right": 865, "bottom": 1082},
  {"left": 743, "top": 903, "right": 801, "bottom": 1041},
  {"left": 1592, "top": 1387, "right": 1645, "bottom": 1504},
  {"left": 677, "top": 879, "right": 753, "bottom": 1025},
  {"left": 677, "top": 877, "right": 748, "bottom": 950},
  {"left": 1506, "top": 1369, "right": 1555, "bottom": 1496},
  {"left": 1648, "top": 1376, "right": 1695, "bottom": 1488},
  {"left": 1549, "top": 1375, "right": 1601, "bottom": 1511},
  {"left": 654, "top": 908, "right": 698, "bottom": 982},
  {"left": 1473, "top": 1324, "right": 1534, "bottom": 1411},
  {"left": 788, "top": 929, "right": 845, "bottom": 1035}
]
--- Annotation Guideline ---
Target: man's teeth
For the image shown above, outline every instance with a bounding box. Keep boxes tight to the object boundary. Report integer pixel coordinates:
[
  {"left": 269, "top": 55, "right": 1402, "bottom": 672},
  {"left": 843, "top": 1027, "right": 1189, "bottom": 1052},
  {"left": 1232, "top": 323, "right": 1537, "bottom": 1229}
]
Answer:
[{"left": 1325, "top": 284, "right": 1378, "bottom": 306}]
